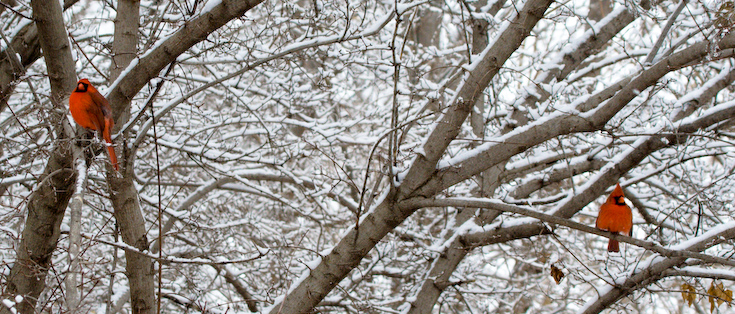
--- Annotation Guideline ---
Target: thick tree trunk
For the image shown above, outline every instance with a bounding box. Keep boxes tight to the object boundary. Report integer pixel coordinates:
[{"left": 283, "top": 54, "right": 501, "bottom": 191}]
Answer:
[
  {"left": 1, "top": 0, "right": 78, "bottom": 312},
  {"left": 105, "top": 0, "right": 157, "bottom": 313},
  {"left": 110, "top": 175, "right": 156, "bottom": 313},
  {"left": 111, "top": 0, "right": 140, "bottom": 81}
]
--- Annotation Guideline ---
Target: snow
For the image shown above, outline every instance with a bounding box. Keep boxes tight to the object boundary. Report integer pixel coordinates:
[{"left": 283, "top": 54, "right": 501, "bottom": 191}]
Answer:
[
  {"left": 4, "top": 0, "right": 735, "bottom": 313},
  {"left": 669, "top": 222, "right": 735, "bottom": 251},
  {"left": 201, "top": 0, "right": 223, "bottom": 14},
  {"left": 1, "top": 299, "right": 12, "bottom": 308},
  {"left": 396, "top": 1, "right": 430, "bottom": 15},
  {"left": 0, "top": 173, "right": 33, "bottom": 186},
  {"left": 676, "top": 98, "right": 735, "bottom": 128}
]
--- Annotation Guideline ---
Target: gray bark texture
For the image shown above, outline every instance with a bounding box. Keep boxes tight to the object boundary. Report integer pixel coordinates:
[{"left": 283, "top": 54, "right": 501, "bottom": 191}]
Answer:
[
  {"left": 106, "top": 0, "right": 157, "bottom": 312},
  {"left": 1, "top": 0, "right": 264, "bottom": 313},
  {"left": 268, "top": 0, "right": 555, "bottom": 312},
  {"left": 405, "top": 2, "right": 653, "bottom": 311},
  {"left": 1, "top": 0, "right": 77, "bottom": 312}
]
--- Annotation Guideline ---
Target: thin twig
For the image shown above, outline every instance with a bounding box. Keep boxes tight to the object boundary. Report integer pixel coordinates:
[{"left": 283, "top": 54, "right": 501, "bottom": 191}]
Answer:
[{"left": 644, "top": 0, "right": 688, "bottom": 64}]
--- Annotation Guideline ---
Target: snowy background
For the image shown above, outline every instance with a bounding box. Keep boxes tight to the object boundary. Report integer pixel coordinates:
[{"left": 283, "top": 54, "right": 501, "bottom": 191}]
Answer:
[{"left": 2, "top": 0, "right": 735, "bottom": 313}]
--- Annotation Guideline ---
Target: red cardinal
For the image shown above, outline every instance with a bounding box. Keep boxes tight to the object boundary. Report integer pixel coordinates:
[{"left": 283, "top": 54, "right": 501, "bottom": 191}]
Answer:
[
  {"left": 596, "top": 183, "right": 632, "bottom": 252},
  {"left": 69, "top": 78, "right": 119, "bottom": 171}
]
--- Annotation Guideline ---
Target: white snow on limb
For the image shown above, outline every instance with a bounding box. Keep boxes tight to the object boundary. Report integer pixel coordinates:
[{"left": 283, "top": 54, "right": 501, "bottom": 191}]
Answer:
[
  {"left": 264, "top": 255, "right": 325, "bottom": 313},
  {"left": 413, "top": 146, "right": 426, "bottom": 158},
  {"left": 263, "top": 295, "right": 285, "bottom": 314},
  {"left": 669, "top": 222, "right": 735, "bottom": 251},
  {"left": 106, "top": 55, "right": 142, "bottom": 94},
  {"left": 455, "top": 218, "right": 484, "bottom": 235},
  {"left": 303, "top": 255, "right": 324, "bottom": 270},
  {"left": 395, "top": 1, "right": 430, "bottom": 15},
  {"left": 201, "top": 0, "right": 223, "bottom": 14},
  {"left": 577, "top": 253, "right": 666, "bottom": 314},
  {"left": 74, "top": 157, "right": 87, "bottom": 191},
  {"left": 675, "top": 98, "right": 735, "bottom": 129},
  {"left": 679, "top": 266, "right": 735, "bottom": 278},
  {"left": 566, "top": 49, "right": 648, "bottom": 82},
  {"left": 336, "top": 135, "right": 380, "bottom": 145},
  {"left": 536, "top": 63, "right": 564, "bottom": 71},
  {"left": 0, "top": 173, "right": 34, "bottom": 186},
  {"left": 436, "top": 110, "right": 567, "bottom": 169},
  {"left": 674, "top": 63, "right": 731, "bottom": 108},
  {"left": 1, "top": 298, "right": 18, "bottom": 314},
  {"left": 522, "top": 85, "right": 542, "bottom": 100}
]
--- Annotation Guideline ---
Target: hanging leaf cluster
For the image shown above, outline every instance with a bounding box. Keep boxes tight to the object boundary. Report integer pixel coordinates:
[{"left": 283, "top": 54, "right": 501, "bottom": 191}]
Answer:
[
  {"left": 707, "top": 282, "right": 733, "bottom": 313},
  {"left": 681, "top": 282, "right": 733, "bottom": 313}
]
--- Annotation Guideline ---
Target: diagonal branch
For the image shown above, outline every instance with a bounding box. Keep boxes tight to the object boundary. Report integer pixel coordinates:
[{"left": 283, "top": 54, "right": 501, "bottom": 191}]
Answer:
[
  {"left": 397, "top": 0, "right": 555, "bottom": 200},
  {"left": 105, "top": 0, "right": 265, "bottom": 123},
  {"left": 579, "top": 222, "right": 735, "bottom": 314},
  {"left": 412, "top": 34, "right": 735, "bottom": 198},
  {"left": 266, "top": 0, "right": 555, "bottom": 312}
]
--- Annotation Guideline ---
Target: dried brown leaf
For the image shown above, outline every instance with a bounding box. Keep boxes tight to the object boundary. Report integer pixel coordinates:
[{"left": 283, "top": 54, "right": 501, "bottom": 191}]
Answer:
[
  {"left": 681, "top": 283, "right": 696, "bottom": 307},
  {"left": 550, "top": 264, "right": 564, "bottom": 285},
  {"left": 707, "top": 281, "right": 733, "bottom": 313}
]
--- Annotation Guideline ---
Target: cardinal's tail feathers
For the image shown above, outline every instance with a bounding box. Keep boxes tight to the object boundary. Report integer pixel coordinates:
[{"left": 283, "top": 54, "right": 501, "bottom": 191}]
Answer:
[
  {"left": 608, "top": 239, "right": 620, "bottom": 252},
  {"left": 103, "top": 118, "right": 118, "bottom": 171}
]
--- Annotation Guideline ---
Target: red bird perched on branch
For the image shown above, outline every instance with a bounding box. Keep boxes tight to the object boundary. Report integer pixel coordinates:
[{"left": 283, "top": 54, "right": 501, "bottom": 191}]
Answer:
[
  {"left": 69, "top": 78, "right": 119, "bottom": 171},
  {"left": 596, "top": 183, "right": 633, "bottom": 252}
]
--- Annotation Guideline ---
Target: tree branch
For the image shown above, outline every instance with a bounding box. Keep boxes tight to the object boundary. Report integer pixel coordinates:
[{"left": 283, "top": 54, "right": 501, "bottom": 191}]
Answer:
[
  {"left": 414, "top": 33, "right": 735, "bottom": 198},
  {"left": 266, "top": 0, "right": 555, "bottom": 312},
  {"left": 2, "top": 0, "right": 78, "bottom": 311},
  {"left": 403, "top": 197, "right": 735, "bottom": 268}
]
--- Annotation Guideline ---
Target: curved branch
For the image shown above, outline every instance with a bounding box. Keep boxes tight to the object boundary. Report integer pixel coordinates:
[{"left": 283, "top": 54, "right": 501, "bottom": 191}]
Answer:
[
  {"left": 105, "top": 0, "right": 265, "bottom": 122},
  {"left": 403, "top": 197, "right": 735, "bottom": 268}
]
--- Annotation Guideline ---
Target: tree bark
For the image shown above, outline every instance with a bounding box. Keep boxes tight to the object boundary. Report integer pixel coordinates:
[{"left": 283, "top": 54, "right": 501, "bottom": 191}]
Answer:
[
  {"left": 1, "top": 0, "right": 77, "bottom": 312},
  {"left": 405, "top": 3, "right": 650, "bottom": 311},
  {"left": 105, "top": 0, "right": 157, "bottom": 312},
  {"left": 105, "top": 0, "right": 265, "bottom": 122},
  {"left": 267, "top": 0, "right": 554, "bottom": 312},
  {"left": 110, "top": 0, "right": 139, "bottom": 81},
  {"left": 0, "top": 21, "right": 40, "bottom": 113},
  {"left": 0, "top": 0, "right": 78, "bottom": 113},
  {"left": 109, "top": 175, "right": 156, "bottom": 313}
]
